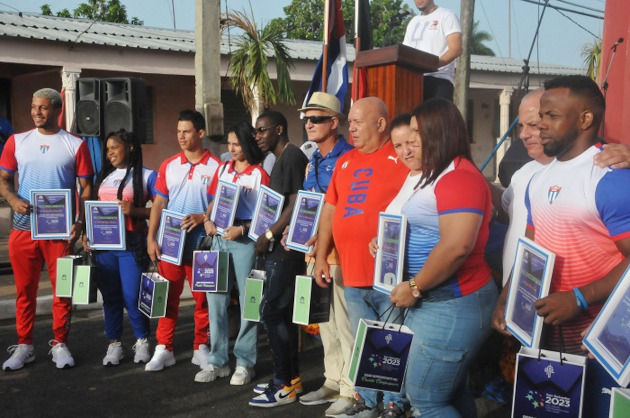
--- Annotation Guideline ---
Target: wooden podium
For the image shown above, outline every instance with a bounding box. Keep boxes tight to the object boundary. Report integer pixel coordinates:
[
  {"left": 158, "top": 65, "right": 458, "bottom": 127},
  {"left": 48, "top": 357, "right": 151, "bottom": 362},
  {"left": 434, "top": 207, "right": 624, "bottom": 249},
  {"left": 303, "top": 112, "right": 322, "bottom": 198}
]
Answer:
[{"left": 356, "top": 44, "right": 439, "bottom": 117}]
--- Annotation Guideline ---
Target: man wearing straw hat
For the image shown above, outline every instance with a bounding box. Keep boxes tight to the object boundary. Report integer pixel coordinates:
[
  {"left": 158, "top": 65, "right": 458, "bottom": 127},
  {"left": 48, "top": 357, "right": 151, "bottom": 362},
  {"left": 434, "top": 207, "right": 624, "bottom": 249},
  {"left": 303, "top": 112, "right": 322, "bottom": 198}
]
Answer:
[{"left": 294, "top": 92, "right": 355, "bottom": 416}]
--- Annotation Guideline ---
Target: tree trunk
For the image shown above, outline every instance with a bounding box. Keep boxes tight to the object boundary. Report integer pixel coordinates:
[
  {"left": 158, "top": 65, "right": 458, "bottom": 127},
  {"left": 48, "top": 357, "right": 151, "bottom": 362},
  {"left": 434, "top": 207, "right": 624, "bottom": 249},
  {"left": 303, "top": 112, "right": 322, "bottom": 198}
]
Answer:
[
  {"left": 250, "top": 83, "right": 262, "bottom": 126},
  {"left": 454, "top": 0, "right": 474, "bottom": 119}
]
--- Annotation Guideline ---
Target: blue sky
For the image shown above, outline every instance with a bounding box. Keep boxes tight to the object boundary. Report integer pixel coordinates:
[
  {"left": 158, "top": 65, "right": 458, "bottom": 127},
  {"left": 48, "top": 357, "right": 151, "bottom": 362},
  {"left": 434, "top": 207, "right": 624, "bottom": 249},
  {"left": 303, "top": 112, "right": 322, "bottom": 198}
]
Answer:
[{"left": 1, "top": 0, "right": 604, "bottom": 68}]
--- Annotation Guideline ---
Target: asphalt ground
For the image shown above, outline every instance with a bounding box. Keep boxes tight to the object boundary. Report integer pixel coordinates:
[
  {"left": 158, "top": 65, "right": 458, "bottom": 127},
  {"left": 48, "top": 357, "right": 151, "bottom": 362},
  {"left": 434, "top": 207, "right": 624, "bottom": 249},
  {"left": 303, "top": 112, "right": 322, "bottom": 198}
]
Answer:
[
  {"left": 0, "top": 304, "right": 332, "bottom": 418},
  {"left": 0, "top": 202, "right": 511, "bottom": 418}
]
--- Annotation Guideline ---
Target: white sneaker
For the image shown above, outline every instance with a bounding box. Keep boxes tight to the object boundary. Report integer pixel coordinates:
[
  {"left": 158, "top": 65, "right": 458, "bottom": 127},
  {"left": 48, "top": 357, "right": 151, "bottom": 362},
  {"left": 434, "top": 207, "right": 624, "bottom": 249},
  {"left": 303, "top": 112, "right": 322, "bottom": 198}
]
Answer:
[
  {"left": 48, "top": 340, "right": 75, "bottom": 369},
  {"left": 102, "top": 342, "right": 124, "bottom": 366},
  {"left": 230, "top": 365, "right": 255, "bottom": 385},
  {"left": 144, "top": 344, "right": 175, "bottom": 372},
  {"left": 132, "top": 338, "right": 151, "bottom": 364},
  {"left": 325, "top": 397, "right": 354, "bottom": 416},
  {"left": 191, "top": 344, "right": 209, "bottom": 369},
  {"left": 300, "top": 385, "right": 339, "bottom": 405},
  {"left": 194, "top": 363, "right": 230, "bottom": 383},
  {"left": 2, "top": 344, "right": 35, "bottom": 371}
]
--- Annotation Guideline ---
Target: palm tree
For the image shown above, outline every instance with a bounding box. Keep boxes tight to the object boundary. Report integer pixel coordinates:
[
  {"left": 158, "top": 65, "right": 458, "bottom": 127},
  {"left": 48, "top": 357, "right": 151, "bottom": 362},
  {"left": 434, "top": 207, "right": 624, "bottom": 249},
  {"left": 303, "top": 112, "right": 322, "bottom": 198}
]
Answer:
[
  {"left": 582, "top": 38, "right": 601, "bottom": 81},
  {"left": 223, "top": 9, "right": 295, "bottom": 123},
  {"left": 470, "top": 21, "right": 495, "bottom": 56}
]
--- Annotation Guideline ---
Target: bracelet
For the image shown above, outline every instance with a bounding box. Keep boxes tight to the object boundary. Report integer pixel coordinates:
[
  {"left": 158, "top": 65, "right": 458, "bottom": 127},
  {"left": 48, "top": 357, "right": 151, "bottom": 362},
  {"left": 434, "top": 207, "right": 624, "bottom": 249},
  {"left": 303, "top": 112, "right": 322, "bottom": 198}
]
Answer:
[
  {"left": 573, "top": 288, "right": 589, "bottom": 310},
  {"left": 240, "top": 225, "right": 246, "bottom": 236},
  {"left": 203, "top": 219, "right": 212, "bottom": 224}
]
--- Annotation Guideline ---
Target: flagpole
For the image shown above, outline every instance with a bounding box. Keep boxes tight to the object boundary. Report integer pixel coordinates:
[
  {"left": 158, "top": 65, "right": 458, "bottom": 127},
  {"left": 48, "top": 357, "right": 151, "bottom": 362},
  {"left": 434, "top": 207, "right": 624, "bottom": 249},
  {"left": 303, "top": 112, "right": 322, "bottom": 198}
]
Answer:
[
  {"left": 353, "top": 0, "right": 360, "bottom": 100},
  {"left": 322, "top": 0, "right": 331, "bottom": 92}
]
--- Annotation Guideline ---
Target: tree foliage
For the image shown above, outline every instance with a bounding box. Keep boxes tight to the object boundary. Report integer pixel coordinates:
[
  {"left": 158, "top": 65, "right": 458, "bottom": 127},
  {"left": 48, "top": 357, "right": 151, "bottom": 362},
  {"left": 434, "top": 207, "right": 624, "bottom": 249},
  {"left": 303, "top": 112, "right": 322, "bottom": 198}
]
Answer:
[
  {"left": 41, "top": 0, "right": 143, "bottom": 25},
  {"left": 223, "top": 10, "right": 295, "bottom": 118},
  {"left": 268, "top": 0, "right": 413, "bottom": 47},
  {"left": 470, "top": 21, "right": 495, "bottom": 56},
  {"left": 581, "top": 38, "right": 601, "bottom": 81}
]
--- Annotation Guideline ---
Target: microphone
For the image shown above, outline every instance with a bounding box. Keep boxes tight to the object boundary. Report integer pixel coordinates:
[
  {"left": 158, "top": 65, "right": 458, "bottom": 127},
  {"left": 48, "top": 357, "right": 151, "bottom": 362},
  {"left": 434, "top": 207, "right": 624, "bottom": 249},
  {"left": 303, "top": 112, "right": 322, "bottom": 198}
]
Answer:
[{"left": 611, "top": 37, "right": 624, "bottom": 50}]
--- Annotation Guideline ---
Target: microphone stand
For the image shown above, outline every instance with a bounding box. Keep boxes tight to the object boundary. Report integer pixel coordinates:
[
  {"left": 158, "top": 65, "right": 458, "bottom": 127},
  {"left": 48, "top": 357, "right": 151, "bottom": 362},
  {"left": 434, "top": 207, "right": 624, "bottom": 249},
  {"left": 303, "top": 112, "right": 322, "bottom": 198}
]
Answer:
[
  {"left": 600, "top": 39, "right": 624, "bottom": 139},
  {"left": 481, "top": 0, "right": 549, "bottom": 174}
]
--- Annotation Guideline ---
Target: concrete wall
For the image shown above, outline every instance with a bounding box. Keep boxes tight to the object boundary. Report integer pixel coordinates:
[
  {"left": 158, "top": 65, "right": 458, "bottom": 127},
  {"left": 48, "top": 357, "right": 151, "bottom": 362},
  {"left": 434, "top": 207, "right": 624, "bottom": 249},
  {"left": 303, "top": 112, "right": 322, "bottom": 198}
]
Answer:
[{"left": 4, "top": 63, "right": 335, "bottom": 172}]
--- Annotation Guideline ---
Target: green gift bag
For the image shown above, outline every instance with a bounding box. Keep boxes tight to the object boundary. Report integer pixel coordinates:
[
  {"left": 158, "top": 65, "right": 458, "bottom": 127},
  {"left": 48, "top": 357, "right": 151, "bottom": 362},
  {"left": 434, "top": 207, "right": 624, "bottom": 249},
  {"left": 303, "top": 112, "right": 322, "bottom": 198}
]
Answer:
[
  {"left": 72, "top": 253, "right": 97, "bottom": 304},
  {"left": 610, "top": 388, "right": 630, "bottom": 418},
  {"left": 348, "top": 318, "right": 414, "bottom": 393},
  {"left": 292, "top": 275, "right": 331, "bottom": 325},
  {"left": 243, "top": 269, "right": 265, "bottom": 322},
  {"left": 138, "top": 265, "right": 170, "bottom": 319},
  {"left": 55, "top": 255, "right": 82, "bottom": 298},
  {"left": 191, "top": 250, "right": 229, "bottom": 292}
]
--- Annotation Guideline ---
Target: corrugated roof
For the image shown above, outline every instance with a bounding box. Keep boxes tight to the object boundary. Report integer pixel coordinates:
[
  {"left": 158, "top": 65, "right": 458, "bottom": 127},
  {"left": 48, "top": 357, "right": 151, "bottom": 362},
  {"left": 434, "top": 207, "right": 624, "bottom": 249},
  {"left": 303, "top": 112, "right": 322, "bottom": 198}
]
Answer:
[
  {"left": 470, "top": 54, "right": 583, "bottom": 75},
  {"left": 0, "top": 10, "right": 582, "bottom": 74},
  {"left": 0, "top": 10, "right": 335, "bottom": 59}
]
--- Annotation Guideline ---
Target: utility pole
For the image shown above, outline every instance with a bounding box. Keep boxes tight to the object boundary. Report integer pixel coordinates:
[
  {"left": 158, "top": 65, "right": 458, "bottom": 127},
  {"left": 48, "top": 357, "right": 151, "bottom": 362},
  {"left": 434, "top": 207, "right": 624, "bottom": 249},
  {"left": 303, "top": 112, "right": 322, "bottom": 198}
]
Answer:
[
  {"left": 195, "top": 0, "right": 223, "bottom": 153},
  {"left": 454, "top": 0, "right": 474, "bottom": 120}
]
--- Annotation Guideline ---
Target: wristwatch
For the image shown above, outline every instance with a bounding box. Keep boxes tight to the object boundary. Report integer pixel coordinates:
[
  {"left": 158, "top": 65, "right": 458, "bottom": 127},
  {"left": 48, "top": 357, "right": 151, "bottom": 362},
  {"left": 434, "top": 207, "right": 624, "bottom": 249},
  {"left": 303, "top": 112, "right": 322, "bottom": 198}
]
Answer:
[
  {"left": 265, "top": 228, "right": 275, "bottom": 242},
  {"left": 409, "top": 278, "right": 422, "bottom": 299}
]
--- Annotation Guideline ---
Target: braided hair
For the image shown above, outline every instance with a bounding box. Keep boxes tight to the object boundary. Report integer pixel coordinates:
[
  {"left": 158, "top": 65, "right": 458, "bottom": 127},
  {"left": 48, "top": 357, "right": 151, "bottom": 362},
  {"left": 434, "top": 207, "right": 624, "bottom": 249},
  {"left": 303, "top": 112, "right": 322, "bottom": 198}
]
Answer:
[{"left": 93, "top": 129, "right": 145, "bottom": 207}]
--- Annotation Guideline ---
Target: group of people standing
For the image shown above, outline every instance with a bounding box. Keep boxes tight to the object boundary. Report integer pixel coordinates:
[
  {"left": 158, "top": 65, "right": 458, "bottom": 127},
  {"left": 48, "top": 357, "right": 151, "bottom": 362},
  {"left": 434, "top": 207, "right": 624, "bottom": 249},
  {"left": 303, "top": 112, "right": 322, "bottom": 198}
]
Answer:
[
  {"left": 2, "top": 72, "right": 629, "bottom": 418},
  {"left": 0, "top": 79, "right": 493, "bottom": 418}
]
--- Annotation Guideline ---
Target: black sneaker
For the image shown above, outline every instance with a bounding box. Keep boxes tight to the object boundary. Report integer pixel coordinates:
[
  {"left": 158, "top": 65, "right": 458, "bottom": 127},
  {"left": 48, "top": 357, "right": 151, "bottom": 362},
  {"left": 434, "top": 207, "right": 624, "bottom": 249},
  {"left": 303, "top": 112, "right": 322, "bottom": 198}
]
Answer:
[
  {"left": 337, "top": 394, "right": 378, "bottom": 418},
  {"left": 379, "top": 402, "right": 405, "bottom": 417}
]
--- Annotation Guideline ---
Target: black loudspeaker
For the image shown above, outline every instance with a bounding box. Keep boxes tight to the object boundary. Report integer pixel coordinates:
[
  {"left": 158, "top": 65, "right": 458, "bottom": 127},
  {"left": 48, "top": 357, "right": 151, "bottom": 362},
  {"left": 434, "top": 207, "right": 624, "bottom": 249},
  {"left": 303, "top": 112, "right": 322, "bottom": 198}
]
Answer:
[
  {"left": 75, "top": 78, "right": 101, "bottom": 136},
  {"left": 103, "top": 78, "right": 146, "bottom": 141}
]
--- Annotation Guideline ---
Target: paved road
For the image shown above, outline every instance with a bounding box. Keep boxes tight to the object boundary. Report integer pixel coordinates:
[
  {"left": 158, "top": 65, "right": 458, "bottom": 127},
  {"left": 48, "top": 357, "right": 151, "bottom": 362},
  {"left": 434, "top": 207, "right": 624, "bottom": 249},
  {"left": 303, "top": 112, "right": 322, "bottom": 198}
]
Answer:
[{"left": 0, "top": 305, "right": 331, "bottom": 417}]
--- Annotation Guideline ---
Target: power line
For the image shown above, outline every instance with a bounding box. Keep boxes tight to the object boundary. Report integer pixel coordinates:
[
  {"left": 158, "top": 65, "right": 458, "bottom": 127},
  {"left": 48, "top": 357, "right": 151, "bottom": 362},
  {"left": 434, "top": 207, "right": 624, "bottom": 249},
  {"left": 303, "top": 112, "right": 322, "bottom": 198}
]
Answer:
[
  {"left": 555, "top": 0, "right": 604, "bottom": 14},
  {"left": 519, "top": 0, "right": 604, "bottom": 20},
  {"left": 479, "top": 0, "right": 504, "bottom": 58},
  {"left": 0, "top": 1, "right": 22, "bottom": 16},
  {"left": 552, "top": 7, "right": 600, "bottom": 39}
]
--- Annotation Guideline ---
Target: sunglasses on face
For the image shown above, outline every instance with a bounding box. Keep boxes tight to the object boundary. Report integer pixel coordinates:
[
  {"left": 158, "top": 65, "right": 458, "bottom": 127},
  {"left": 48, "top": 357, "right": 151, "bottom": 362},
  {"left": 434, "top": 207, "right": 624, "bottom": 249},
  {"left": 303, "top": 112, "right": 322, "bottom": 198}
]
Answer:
[
  {"left": 303, "top": 116, "right": 334, "bottom": 124},
  {"left": 255, "top": 125, "right": 278, "bottom": 134}
]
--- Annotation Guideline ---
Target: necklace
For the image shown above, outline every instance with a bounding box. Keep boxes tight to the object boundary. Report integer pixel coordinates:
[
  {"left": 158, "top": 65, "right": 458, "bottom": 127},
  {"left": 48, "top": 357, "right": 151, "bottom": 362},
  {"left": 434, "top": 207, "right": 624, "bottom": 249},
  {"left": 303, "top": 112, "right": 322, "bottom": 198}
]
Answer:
[{"left": 276, "top": 141, "right": 290, "bottom": 163}]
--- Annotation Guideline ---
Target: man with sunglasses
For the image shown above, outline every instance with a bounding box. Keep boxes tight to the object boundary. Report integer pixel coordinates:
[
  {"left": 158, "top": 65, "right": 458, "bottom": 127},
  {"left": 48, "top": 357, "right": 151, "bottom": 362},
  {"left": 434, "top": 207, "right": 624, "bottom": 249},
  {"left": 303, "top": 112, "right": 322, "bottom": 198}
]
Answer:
[
  {"left": 295, "top": 92, "right": 355, "bottom": 416},
  {"left": 249, "top": 110, "right": 308, "bottom": 408}
]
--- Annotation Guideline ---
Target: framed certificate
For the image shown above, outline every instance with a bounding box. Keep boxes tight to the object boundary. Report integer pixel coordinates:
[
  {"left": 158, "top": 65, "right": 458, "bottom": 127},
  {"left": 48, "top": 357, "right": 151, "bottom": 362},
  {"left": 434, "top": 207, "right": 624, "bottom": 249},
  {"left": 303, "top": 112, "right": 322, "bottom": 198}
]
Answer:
[
  {"left": 373, "top": 212, "right": 407, "bottom": 295},
  {"left": 248, "top": 185, "right": 284, "bottom": 241},
  {"left": 583, "top": 265, "right": 630, "bottom": 387},
  {"left": 30, "top": 189, "right": 72, "bottom": 240},
  {"left": 157, "top": 209, "right": 187, "bottom": 265},
  {"left": 505, "top": 237, "right": 555, "bottom": 348},
  {"left": 210, "top": 180, "right": 241, "bottom": 236},
  {"left": 286, "top": 190, "right": 324, "bottom": 253},
  {"left": 85, "top": 201, "right": 126, "bottom": 250}
]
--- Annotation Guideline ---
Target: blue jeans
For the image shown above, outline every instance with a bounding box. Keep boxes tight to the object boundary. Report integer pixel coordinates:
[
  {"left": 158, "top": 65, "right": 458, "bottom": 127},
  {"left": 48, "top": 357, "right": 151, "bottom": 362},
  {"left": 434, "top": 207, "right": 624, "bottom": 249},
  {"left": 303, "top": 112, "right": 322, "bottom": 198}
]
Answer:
[
  {"left": 344, "top": 286, "right": 407, "bottom": 410},
  {"left": 206, "top": 236, "right": 257, "bottom": 367},
  {"left": 260, "top": 255, "right": 305, "bottom": 385},
  {"left": 405, "top": 280, "right": 498, "bottom": 418},
  {"left": 95, "top": 246, "right": 150, "bottom": 340}
]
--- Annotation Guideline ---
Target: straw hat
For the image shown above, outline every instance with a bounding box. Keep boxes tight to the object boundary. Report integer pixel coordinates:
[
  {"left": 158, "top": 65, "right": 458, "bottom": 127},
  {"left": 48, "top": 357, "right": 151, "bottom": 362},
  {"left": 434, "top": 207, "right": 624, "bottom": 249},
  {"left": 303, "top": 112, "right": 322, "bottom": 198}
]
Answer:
[{"left": 298, "top": 92, "right": 344, "bottom": 118}]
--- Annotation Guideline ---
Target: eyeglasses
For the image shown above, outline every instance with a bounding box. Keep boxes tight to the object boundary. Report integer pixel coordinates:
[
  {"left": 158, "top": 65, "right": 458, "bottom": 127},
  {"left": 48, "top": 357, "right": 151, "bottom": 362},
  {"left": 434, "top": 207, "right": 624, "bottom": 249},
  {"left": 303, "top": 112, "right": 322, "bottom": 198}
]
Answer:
[
  {"left": 255, "top": 125, "right": 278, "bottom": 134},
  {"left": 303, "top": 116, "right": 334, "bottom": 124}
]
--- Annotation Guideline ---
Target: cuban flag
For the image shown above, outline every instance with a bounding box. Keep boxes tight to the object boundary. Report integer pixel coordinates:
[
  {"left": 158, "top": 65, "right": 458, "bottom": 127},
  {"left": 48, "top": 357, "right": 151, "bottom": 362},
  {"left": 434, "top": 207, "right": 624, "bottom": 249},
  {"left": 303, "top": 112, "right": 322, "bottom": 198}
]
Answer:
[
  {"left": 302, "top": 0, "right": 348, "bottom": 111},
  {"left": 548, "top": 185, "right": 561, "bottom": 204}
]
